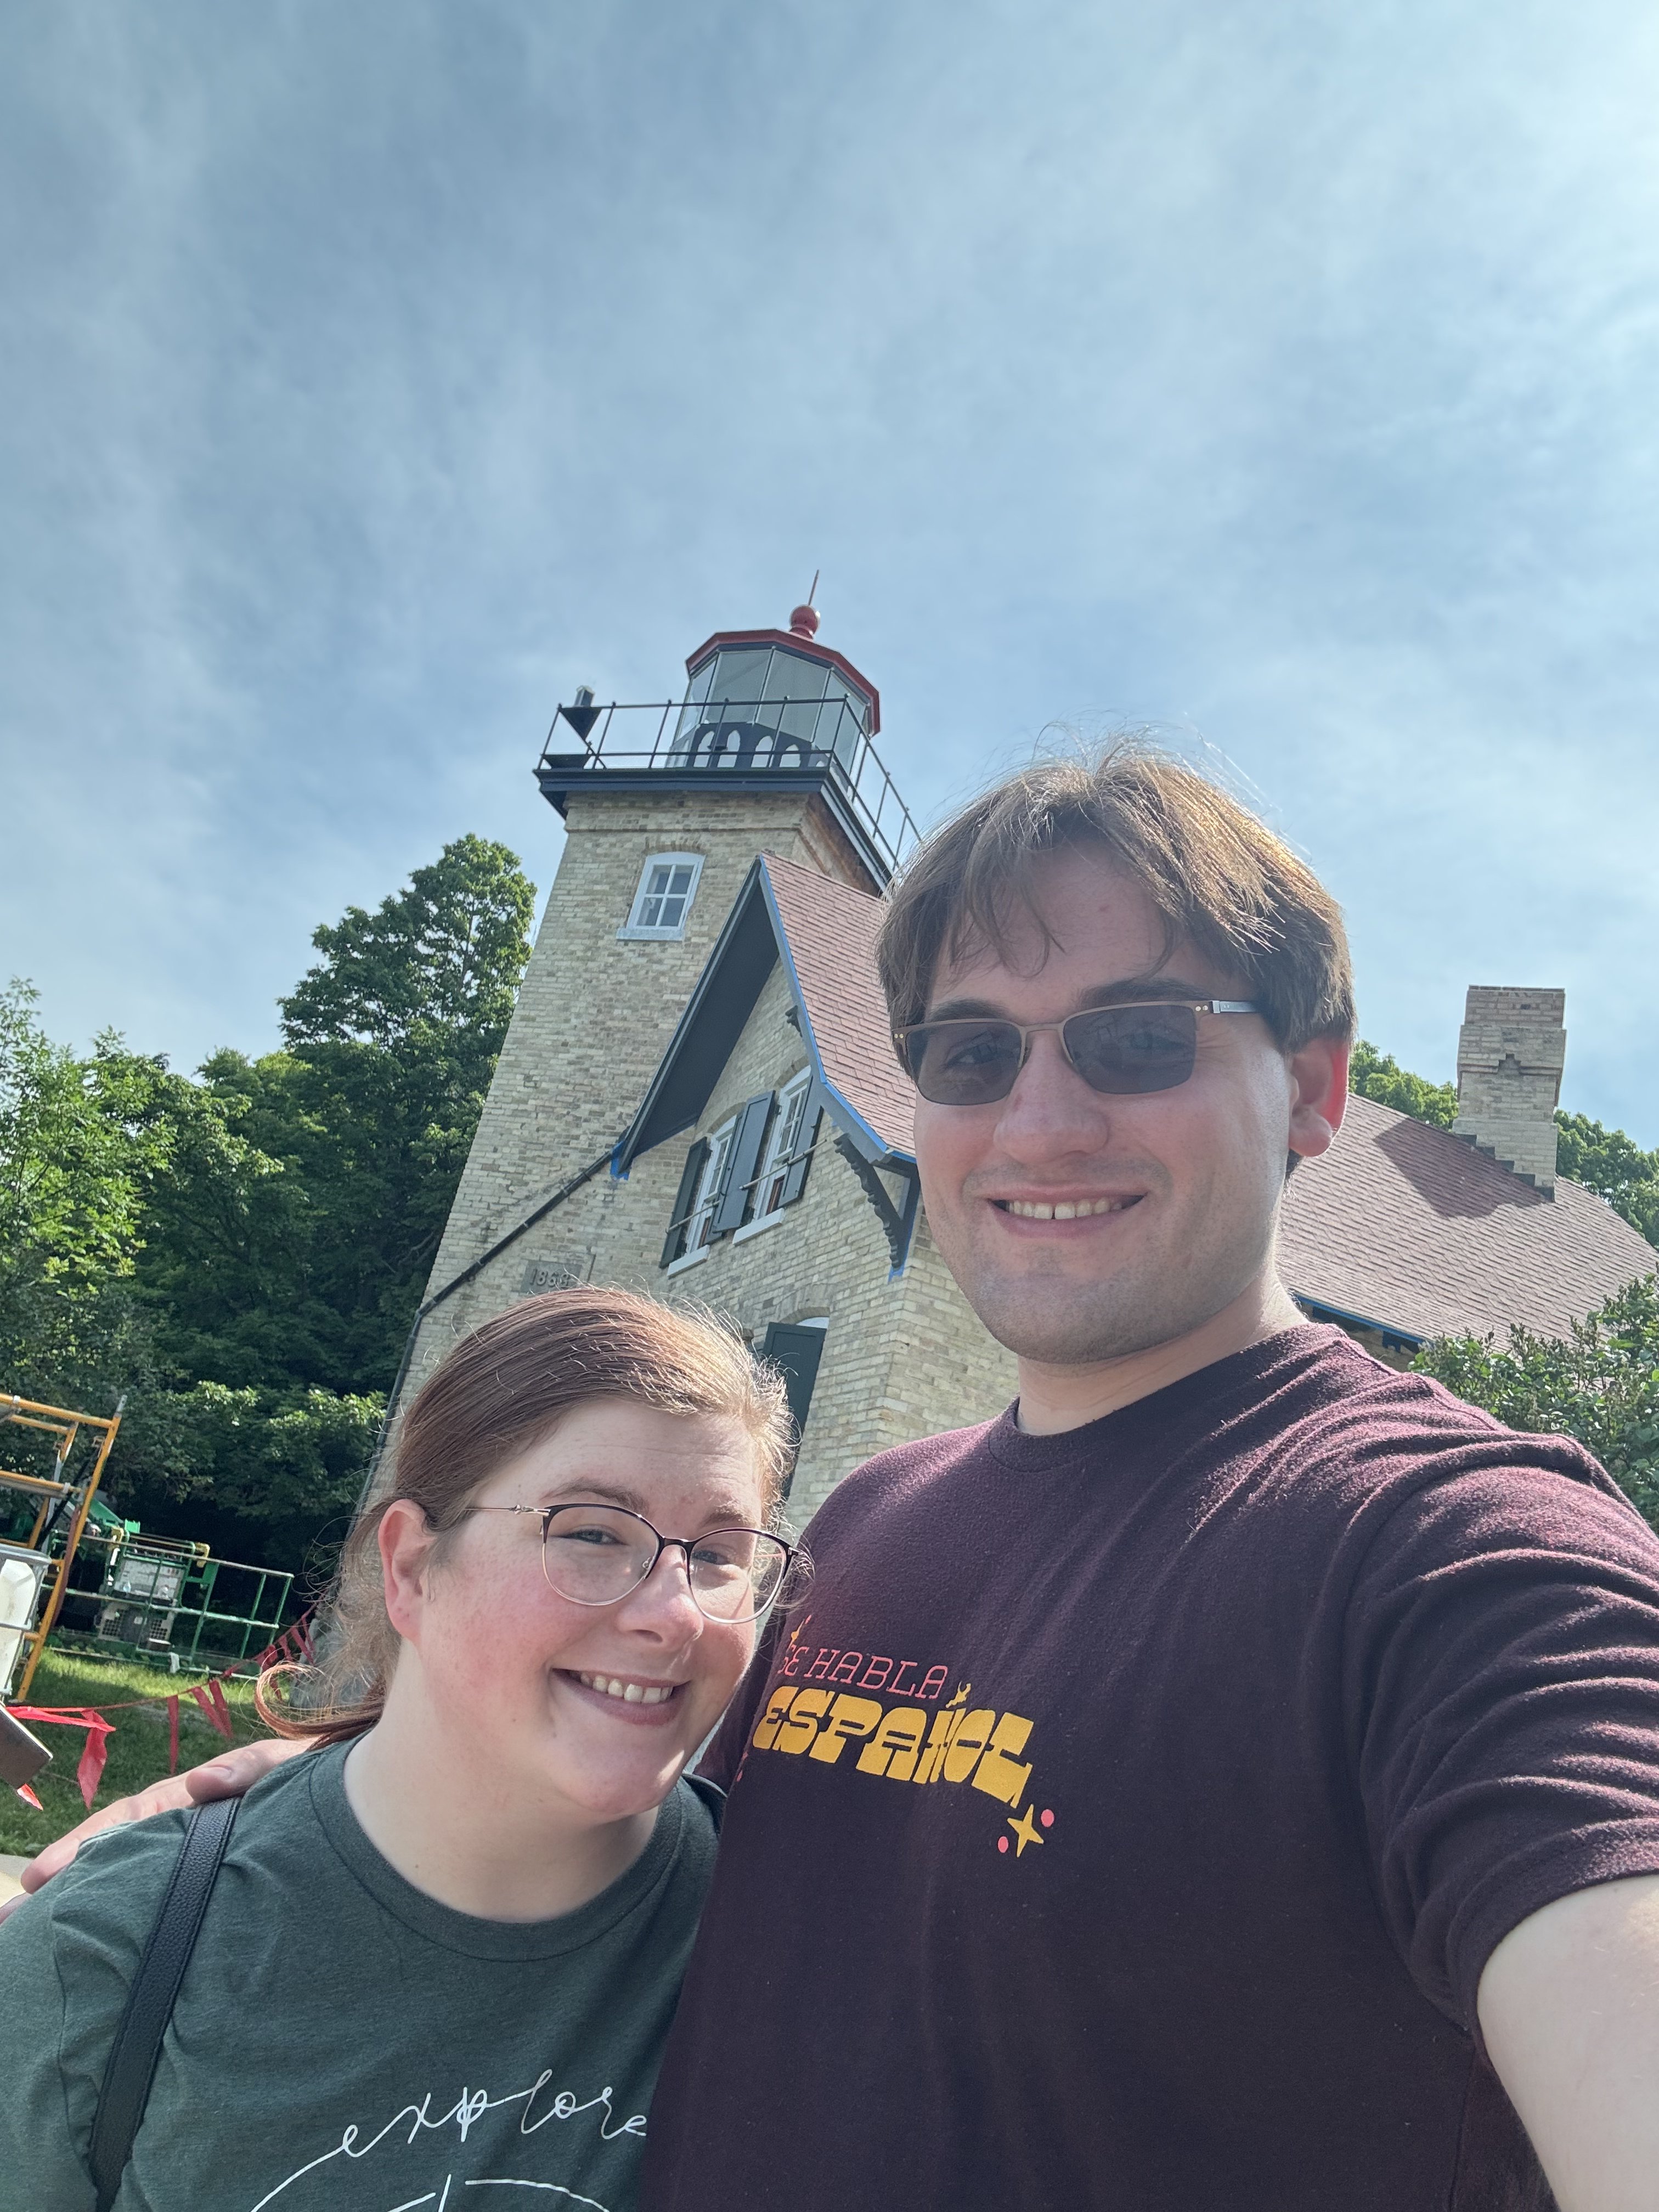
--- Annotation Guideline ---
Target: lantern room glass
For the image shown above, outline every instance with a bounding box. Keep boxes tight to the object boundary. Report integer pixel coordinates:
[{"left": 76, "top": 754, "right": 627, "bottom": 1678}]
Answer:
[{"left": 668, "top": 642, "right": 873, "bottom": 770}]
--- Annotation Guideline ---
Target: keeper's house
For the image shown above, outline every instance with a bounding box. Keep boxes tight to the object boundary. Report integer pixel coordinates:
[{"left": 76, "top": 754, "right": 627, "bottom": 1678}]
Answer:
[{"left": 402, "top": 605, "right": 1654, "bottom": 1520}]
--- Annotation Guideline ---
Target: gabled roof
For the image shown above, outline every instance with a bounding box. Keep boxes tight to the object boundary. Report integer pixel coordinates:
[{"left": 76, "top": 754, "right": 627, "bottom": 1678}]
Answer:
[
  {"left": 613, "top": 853, "right": 912, "bottom": 1176},
  {"left": 761, "top": 854, "right": 913, "bottom": 1158},
  {"left": 1279, "top": 1091, "right": 1654, "bottom": 1344}
]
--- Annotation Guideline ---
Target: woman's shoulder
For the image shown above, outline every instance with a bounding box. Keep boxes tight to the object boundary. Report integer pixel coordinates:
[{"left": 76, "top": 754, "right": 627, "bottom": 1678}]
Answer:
[
  {"left": 4, "top": 1741, "right": 321, "bottom": 1984},
  {"left": 16, "top": 1801, "right": 196, "bottom": 1971}
]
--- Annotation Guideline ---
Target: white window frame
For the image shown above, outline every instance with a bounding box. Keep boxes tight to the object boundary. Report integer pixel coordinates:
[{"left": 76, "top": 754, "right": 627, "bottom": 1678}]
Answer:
[
  {"left": 732, "top": 1070, "right": 815, "bottom": 1244},
  {"left": 618, "top": 851, "right": 704, "bottom": 941},
  {"left": 666, "top": 1113, "right": 737, "bottom": 1273}
]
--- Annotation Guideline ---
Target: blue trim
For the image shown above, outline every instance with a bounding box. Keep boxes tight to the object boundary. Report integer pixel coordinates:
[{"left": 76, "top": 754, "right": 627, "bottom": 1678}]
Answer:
[
  {"left": 887, "top": 1167, "right": 922, "bottom": 1282},
  {"left": 757, "top": 864, "right": 913, "bottom": 1171},
  {"left": 609, "top": 1138, "right": 630, "bottom": 1183},
  {"left": 1294, "top": 1293, "right": 1423, "bottom": 1347}
]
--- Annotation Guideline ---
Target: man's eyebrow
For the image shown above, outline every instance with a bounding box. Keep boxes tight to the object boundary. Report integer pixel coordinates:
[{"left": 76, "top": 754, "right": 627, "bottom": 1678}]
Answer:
[{"left": 922, "top": 978, "right": 1220, "bottom": 1022}]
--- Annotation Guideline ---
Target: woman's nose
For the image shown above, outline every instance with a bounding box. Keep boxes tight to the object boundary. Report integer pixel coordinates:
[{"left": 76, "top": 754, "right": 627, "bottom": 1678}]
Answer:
[{"left": 618, "top": 1544, "right": 706, "bottom": 1636}]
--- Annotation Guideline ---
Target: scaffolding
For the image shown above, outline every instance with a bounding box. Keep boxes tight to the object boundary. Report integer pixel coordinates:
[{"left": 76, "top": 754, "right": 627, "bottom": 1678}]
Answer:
[
  {"left": 1, "top": 1393, "right": 295, "bottom": 1693},
  {"left": 0, "top": 1392, "right": 123, "bottom": 1700}
]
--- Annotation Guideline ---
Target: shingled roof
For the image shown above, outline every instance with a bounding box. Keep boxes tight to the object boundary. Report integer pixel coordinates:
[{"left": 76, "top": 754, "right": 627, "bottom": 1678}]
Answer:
[
  {"left": 1279, "top": 1091, "right": 1654, "bottom": 1345},
  {"left": 761, "top": 852, "right": 914, "bottom": 1158}
]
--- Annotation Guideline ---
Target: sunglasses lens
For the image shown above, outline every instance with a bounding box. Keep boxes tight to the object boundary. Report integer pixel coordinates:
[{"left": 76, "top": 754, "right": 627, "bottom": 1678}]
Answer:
[
  {"left": 1066, "top": 1005, "right": 1198, "bottom": 1094},
  {"left": 905, "top": 1021, "right": 1025, "bottom": 1105}
]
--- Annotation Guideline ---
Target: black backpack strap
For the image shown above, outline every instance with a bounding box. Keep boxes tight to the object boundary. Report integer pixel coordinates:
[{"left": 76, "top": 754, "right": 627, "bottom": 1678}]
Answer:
[{"left": 88, "top": 1794, "right": 239, "bottom": 2212}]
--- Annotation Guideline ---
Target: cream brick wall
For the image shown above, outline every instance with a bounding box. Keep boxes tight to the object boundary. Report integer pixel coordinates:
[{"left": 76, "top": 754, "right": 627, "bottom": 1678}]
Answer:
[
  {"left": 398, "top": 783, "right": 873, "bottom": 1417},
  {"left": 400, "top": 939, "right": 1018, "bottom": 1526}
]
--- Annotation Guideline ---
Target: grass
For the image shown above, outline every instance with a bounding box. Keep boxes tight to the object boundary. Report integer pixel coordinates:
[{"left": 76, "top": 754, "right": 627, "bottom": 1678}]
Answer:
[{"left": 2, "top": 1646, "right": 272, "bottom": 1858}]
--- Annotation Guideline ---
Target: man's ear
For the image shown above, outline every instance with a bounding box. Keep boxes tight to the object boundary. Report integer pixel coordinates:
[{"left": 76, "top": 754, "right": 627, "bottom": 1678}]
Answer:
[
  {"left": 1286, "top": 1034, "right": 1350, "bottom": 1164},
  {"left": 379, "top": 1498, "right": 439, "bottom": 1644}
]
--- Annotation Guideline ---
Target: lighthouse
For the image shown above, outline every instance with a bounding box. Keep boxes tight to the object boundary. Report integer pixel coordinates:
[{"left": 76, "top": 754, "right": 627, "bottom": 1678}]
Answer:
[{"left": 399, "top": 603, "right": 943, "bottom": 1441}]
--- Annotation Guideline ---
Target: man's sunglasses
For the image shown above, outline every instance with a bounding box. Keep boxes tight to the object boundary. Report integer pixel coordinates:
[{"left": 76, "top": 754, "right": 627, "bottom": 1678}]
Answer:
[{"left": 893, "top": 1000, "right": 1261, "bottom": 1107}]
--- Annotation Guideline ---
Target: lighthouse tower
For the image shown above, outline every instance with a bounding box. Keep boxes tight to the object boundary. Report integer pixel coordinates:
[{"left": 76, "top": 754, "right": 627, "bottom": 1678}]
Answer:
[{"left": 401, "top": 602, "right": 919, "bottom": 1398}]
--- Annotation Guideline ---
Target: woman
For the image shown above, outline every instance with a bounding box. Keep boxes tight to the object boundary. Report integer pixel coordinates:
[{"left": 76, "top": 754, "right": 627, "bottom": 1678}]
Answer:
[{"left": 0, "top": 1288, "right": 796, "bottom": 2212}]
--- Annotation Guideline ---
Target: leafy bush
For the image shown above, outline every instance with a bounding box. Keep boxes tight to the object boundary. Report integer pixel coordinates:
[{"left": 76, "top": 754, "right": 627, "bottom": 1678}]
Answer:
[{"left": 1414, "top": 1275, "right": 1659, "bottom": 1532}]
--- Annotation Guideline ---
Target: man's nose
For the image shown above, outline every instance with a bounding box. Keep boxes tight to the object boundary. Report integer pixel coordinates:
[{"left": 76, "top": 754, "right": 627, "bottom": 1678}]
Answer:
[{"left": 995, "top": 1028, "right": 1113, "bottom": 1154}]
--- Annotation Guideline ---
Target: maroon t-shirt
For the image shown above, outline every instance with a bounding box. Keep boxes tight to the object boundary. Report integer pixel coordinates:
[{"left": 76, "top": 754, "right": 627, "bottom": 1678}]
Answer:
[{"left": 643, "top": 1327, "right": 1659, "bottom": 2211}]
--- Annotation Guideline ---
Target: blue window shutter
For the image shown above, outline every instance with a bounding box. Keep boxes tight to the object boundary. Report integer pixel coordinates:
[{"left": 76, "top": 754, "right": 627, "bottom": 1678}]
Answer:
[
  {"left": 758, "top": 1323, "right": 828, "bottom": 1500},
  {"left": 662, "top": 1137, "right": 709, "bottom": 1268},
  {"left": 713, "top": 1094, "right": 774, "bottom": 1238},
  {"left": 780, "top": 1101, "right": 822, "bottom": 1207}
]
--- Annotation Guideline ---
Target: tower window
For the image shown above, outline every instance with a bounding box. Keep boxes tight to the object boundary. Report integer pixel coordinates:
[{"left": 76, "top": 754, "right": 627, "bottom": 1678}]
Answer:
[{"left": 620, "top": 852, "right": 704, "bottom": 941}]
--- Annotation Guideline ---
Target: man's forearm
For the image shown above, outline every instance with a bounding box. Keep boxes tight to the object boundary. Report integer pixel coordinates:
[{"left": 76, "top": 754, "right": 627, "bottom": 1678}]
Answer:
[{"left": 1478, "top": 1871, "right": 1659, "bottom": 2212}]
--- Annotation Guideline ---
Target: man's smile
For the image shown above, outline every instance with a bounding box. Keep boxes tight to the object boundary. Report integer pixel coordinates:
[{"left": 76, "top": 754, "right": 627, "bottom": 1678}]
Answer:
[{"left": 992, "top": 1194, "right": 1144, "bottom": 1221}]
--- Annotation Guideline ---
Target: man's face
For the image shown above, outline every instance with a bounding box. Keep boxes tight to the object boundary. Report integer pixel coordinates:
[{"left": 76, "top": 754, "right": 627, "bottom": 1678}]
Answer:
[{"left": 911, "top": 845, "right": 1344, "bottom": 1368}]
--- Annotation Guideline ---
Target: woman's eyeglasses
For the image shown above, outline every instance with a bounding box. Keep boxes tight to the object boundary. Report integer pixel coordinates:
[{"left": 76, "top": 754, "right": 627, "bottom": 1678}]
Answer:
[
  {"left": 893, "top": 1000, "right": 1260, "bottom": 1108},
  {"left": 470, "top": 1502, "right": 793, "bottom": 1624}
]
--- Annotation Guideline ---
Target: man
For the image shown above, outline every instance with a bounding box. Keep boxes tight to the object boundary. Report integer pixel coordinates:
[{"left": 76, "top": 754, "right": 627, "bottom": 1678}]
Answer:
[{"left": 22, "top": 752, "right": 1659, "bottom": 2208}]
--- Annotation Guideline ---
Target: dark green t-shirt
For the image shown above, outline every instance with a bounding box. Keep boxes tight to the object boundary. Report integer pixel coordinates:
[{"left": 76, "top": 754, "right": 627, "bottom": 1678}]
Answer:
[{"left": 0, "top": 1741, "right": 718, "bottom": 2212}]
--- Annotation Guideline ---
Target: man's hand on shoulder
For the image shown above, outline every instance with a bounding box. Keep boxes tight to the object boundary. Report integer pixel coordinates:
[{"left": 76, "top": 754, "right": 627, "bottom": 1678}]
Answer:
[
  {"left": 1479, "top": 1870, "right": 1659, "bottom": 2212},
  {"left": 0, "top": 1736, "right": 311, "bottom": 1923}
]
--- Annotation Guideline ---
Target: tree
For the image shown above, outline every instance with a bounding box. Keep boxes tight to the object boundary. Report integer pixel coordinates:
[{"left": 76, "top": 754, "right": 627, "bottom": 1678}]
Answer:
[
  {"left": 1, "top": 838, "right": 537, "bottom": 1586},
  {"left": 280, "top": 833, "right": 534, "bottom": 1085},
  {"left": 1414, "top": 1276, "right": 1659, "bottom": 1533},
  {"left": 1348, "top": 1040, "right": 1457, "bottom": 1129},
  {"left": 1, "top": 983, "right": 183, "bottom": 1403},
  {"left": 1554, "top": 1112, "right": 1659, "bottom": 1249}
]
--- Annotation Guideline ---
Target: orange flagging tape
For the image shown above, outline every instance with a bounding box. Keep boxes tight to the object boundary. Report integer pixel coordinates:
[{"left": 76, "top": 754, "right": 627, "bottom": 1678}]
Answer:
[{"left": 4, "top": 1606, "right": 313, "bottom": 1808}]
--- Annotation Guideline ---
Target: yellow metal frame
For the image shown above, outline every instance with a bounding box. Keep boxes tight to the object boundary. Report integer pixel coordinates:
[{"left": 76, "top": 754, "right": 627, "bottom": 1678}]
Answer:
[{"left": 1, "top": 1392, "right": 123, "bottom": 1701}]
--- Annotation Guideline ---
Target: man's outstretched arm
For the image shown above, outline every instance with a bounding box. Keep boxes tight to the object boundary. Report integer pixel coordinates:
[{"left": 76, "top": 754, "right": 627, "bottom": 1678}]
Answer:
[
  {"left": 1478, "top": 1871, "right": 1659, "bottom": 2212},
  {"left": 0, "top": 1736, "right": 309, "bottom": 1922}
]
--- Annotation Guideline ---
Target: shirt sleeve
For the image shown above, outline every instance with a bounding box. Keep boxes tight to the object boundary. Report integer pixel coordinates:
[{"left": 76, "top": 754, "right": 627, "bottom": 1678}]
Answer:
[
  {"left": 0, "top": 1888, "right": 100, "bottom": 2212},
  {"left": 1347, "top": 1444, "right": 1659, "bottom": 2041},
  {"left": 0, "top": 1814, "right": 189, "bottom": 2211}
]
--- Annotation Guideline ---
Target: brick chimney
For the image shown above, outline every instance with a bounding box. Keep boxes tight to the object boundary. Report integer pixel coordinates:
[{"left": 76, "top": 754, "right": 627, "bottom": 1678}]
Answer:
[{"left": 1453, "top": 986, "right": 1566, "bottom": 1195}]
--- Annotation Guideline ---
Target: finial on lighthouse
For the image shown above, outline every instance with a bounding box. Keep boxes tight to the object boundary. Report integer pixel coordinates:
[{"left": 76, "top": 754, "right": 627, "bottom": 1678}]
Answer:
[{"left": 789, "top": 571, "right": 821, "bottom": 639}]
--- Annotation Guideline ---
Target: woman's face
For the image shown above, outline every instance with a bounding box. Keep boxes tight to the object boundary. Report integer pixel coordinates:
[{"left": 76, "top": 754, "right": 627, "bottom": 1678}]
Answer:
[{"left": 386, "top": 1400, "right": 769, "bottom": 1827}]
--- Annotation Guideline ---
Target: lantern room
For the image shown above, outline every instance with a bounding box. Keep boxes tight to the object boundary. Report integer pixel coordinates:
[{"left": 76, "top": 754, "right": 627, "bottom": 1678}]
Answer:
[{"left": 535, "top": 603, "right": 915, "bottom": 890}]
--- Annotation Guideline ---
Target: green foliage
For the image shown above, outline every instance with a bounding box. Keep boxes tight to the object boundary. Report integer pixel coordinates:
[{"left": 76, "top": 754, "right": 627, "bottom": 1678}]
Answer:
[
  {"left": 1348, "top": 1039, "right": 1458, "bottom": 1128},
  {"left": 0, "top": 838, "right": 536, "bottom": 1588},
  {"left": 1414, "top": 1275, "right": 1659, "bottom": 1532},
  {"left": 0, "top": 986, "right": 195, "bottom": 1406},
  {"left": 1554, "top": 1110, "right": 1659, "bottom": 1249}
]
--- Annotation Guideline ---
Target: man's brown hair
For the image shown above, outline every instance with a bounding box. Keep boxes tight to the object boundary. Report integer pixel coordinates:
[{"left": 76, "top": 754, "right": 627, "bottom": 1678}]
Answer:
[{"left": 876, "top": 744, "right": 1354, "bottom": 1052}]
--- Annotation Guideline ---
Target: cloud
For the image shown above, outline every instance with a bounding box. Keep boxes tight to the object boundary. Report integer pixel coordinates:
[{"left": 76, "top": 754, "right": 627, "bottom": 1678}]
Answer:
[{"left": 3, "top": 0, "right": 1656, "bottom": 1136}]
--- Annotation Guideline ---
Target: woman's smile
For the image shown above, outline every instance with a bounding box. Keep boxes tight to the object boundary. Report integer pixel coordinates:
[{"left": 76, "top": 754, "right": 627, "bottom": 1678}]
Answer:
[{"left": 562, "top": 1669, "right": 687, "bottom": 1720}]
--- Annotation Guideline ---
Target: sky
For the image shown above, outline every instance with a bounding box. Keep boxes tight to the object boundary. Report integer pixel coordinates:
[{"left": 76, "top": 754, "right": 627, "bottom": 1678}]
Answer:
[{"left": 4, "top": 1, "right": 1657, "bottom": 1139}]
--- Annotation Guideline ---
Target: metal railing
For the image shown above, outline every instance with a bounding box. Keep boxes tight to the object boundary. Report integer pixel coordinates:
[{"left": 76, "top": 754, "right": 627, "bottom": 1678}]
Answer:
[
  {"left": 54, "top": 1538, "right": 295, "bottom": 1672},
  {"left": 538, "top": 695, "right": 920, "bottom": 883}
]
